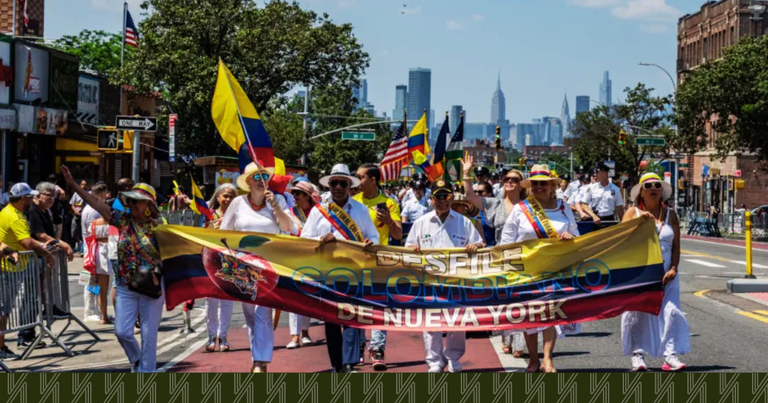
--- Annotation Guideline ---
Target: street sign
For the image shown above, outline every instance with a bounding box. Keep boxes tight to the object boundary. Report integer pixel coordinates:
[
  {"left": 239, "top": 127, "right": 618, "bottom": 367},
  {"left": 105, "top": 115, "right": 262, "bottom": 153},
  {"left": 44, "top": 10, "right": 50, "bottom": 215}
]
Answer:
[
  {"left": 679, "top": 163, "right": 690, "bottom": 168},
  {"left": 341, "top": 131, "right": 375, "bottom": 141},
  {"left": 116, "top": 115, "right": 157, "bottom": 132},
  {"left": 664, "top": 171, "right": 671, "bottom": 184},
  {"left": 526, "top": 158, "right": 535, "bottom": 167},
  {"left": 635, "top": 137, "right": 666, "bottom": 146},
  {"left": 604, "top": 160, "right": 615, "bottom": 178},
  {"left": 169, "top": 114, "right": 177, "bottom": 162},
  {"left": 734, "top": 169, "right": 742, "bottom": 178},
  {"left": 97, "top": 128, "right": 119, "bottom": 150}
]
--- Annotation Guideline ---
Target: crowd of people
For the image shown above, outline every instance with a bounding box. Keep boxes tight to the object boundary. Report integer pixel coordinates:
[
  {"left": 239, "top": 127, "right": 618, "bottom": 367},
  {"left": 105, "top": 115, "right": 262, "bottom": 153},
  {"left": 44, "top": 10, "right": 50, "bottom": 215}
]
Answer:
[{"left": 0, "top": 155, "right": 690, "bottom": 373}]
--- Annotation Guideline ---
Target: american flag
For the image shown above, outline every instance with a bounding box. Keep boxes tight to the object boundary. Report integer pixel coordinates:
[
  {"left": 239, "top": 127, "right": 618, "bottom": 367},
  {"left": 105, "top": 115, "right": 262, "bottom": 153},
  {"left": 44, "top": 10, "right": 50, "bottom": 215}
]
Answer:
[
  {"left": 18, "top": 0, "right": 28, "bottom": 27},
  {"left": 125, "top": 10, "right": 139, "bottom": 48},
  {"left": 380, "top": 120, "right": 409, "bottom": 182}
]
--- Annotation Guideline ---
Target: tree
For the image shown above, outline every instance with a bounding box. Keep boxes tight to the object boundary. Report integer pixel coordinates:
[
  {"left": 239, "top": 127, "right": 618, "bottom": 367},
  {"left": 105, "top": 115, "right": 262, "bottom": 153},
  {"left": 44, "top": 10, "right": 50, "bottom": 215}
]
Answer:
[
  {"left": 569, "top": 83, "right": 674, "bottom": 183},
  {"left": 116, "top": 0, "right": 370, "bottom": 158},
  {"left": 49, "top": 30, "right": 123, "bottom": 75},
  {"left": 674, "top": 36, "right": 768, "bottom": 166}
]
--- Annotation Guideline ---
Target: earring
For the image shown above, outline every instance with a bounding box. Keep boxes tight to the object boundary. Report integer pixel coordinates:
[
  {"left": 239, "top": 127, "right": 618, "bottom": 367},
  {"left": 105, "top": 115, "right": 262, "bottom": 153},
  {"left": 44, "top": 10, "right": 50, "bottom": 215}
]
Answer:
[{"left": 145, "top": 208, "right": 152, "bottom": 217}]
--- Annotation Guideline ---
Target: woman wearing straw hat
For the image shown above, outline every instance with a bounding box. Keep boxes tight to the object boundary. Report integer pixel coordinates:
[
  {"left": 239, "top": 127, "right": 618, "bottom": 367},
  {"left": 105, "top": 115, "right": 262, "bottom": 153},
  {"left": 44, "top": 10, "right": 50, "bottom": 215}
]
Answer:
[
  {"left": 285, "top": 181, "right": 321, "bottom": 349},
  {"left": 462, "top": 154, "right": 529, "bottom": 357},
  {"left": 498, "top": 164, "right": 580, "bottom": 373},
  {"left": 61, "top": 165, "right": 165, "bottom": 373},
  {"left": 220, "top": 162, "right": 297, "bottom": 373},
  {"left": 621, "top": 173, "right": 690, "bottom": 372},
  {"left": 202, "top": 183, "right": 238, "bottom": 353}
]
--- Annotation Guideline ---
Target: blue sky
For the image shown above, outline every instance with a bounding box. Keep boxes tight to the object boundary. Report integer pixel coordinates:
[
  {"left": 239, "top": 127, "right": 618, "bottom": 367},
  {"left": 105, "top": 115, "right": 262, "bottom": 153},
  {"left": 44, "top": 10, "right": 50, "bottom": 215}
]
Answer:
[{"left": 47, "top": 0, "right": 690, "bottom": 125}]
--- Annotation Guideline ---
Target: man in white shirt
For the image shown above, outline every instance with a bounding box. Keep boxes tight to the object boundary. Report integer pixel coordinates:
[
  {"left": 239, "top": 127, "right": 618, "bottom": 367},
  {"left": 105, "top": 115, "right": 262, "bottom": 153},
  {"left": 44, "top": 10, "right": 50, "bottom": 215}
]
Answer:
[
  {"left": 400, "top": 173, "right": 431, "bottom": 205},
  {"left": 300, "top": 163, "right": 378, "bottom": 373},
  {"left": 404, "top": 179, "right": 483, "bottom": 373},
  {"left": 580, "top": 163, "right": 624, "bottom": 225},
  {"left": 400, "top": 181, "right": 432, "bottom": 223},
  {"left": 563, "top": 166, "right": 585, "bottom": 203}
]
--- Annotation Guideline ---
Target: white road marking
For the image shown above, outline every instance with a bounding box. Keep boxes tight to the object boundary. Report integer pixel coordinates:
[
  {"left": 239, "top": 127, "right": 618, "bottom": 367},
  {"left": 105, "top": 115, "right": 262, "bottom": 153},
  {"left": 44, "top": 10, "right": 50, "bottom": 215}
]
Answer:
[
  {"left": 730, "top": 261, "right": 768, "bottom": 269},
  {"left": 682, "top": 238, "right": 768, "bottom": 252},
  {"left": 488, "top": 335, "right": 527, "bottom": 373},
  {"left": 158, "top": 337, "right": 209, "bottom": 373},
  {"left": 724, "top": 271, "right": 766, "bottom": 276},
  {"left": 685, "top": 259, "right": 726, "bottom": 268}
]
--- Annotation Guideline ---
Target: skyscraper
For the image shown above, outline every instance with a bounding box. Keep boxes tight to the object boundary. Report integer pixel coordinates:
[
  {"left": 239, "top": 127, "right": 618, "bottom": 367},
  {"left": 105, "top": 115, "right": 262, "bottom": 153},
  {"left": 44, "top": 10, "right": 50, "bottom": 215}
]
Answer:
[
  {"left": 560, "top": 94, "right": 570, "bottom": 142},
  {"left": 575, "top": 96, "right": 590, "bottom": 116},
  {"left": 599, "top": 71, "right": 612, "bottom": 107},
  {"left": 353, "top": 79, "right": 368, "bottom": 108},
  {"left": 406, "top": 68, "right": 431, "bottom": 127},
  {"left": 490, "top": 73, "right": 506, "bottom": 124},
  {"left": 393, "top": 85, "right": 407, "bottom": 121},
  {"left": 450, "top": 106, "right": 464, "bottom": 134}
]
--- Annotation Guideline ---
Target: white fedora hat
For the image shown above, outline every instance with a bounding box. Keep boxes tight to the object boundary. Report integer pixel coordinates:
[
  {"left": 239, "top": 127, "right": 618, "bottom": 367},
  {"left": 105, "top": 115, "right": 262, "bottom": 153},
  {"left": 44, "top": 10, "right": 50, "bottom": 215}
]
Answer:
[
  {"left": 631, "top": 172, "right": 673, "bottom": 202},
  {"left": 319, "top": 164, "right": 361, "bottom": 188}
]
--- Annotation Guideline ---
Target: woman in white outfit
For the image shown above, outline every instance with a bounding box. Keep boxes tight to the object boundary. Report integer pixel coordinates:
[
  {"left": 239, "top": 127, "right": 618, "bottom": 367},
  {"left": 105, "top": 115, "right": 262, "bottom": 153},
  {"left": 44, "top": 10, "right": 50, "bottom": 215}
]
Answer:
[
  {"left": 621, "top": 173, "right": 690, "bottom": 372},
  {"left": 202, "top": 183, "right": 238, "bottom": 353},
  {"left": 462, "top": 155, "right": 528, "bottom": 357},
  {"left": 219, "top": 162, "right": 297, "bottom": 373},
  {"left": 498, "top": 165, "right": 580, "bottom": 373}
]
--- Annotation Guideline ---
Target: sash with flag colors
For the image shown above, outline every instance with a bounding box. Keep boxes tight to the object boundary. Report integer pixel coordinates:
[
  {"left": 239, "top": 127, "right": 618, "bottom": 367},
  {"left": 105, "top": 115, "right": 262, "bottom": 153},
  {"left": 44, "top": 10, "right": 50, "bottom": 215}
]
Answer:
[
  {"left": 422, "top": 114, "right": 449, "bottom": 182},
  {"left": 445, "top": 113, "right": 464, "bottom": 182},
  {"left": 407, "top": 112, "right": 429, "bottom": 164},
  {"left": 190, "top": 178, "right": 213, "bottom": 220},
  {"left": 211, "top": 59, "right": 275, "bottom": 174},
  {"left": 157, "top": 218, "right": 666, "bottom": 331}
]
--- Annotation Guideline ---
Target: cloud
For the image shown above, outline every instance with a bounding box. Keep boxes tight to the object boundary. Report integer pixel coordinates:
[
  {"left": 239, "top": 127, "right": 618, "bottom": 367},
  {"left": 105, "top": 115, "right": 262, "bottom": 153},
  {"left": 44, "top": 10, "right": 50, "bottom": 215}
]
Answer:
[
  {"left": 611, "top": 0, "right": 682, "bottom": 22},
  {"left": 446, "top": 20, "right": 465, "bottom": 30},
  {"left": 402, "top": 6, "right": 422, "bottom": 15},
  {"left": 640, "top": 23, "right": 668, "bottom": 33},
  {"left": 381, "top": 50, "right": 390, "bottom": 57},
  {"left": 567, "top": 0, "right": 621, "bottom": 8},
  {"left": 472, "top": 14, "right": 485, "bottom": 21}
]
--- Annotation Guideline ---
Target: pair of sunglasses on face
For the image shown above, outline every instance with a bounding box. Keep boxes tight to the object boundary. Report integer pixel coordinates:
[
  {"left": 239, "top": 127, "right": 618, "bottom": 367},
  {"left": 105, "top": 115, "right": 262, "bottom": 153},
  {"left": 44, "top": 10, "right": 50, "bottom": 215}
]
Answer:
[
  {"left": 503, "top": 177, "right": 521, "bottom": 184},
  {"left": 329, "top": 180, "right": 350, "bottom": 188},
  {"left": 432, "top": 194, "right": 450, "bottom": 201},
  {"left": 251, "top": 173, "right": 271, "bottom": 182},
  {"left": 643, "top": 182, "right": 663, "bottom": 190},
  {"left": 531, "top": 181, "right": 550, "bottom": 187},
  {"left": 290, "top": 190, "right": 307, "bottom": 197}
]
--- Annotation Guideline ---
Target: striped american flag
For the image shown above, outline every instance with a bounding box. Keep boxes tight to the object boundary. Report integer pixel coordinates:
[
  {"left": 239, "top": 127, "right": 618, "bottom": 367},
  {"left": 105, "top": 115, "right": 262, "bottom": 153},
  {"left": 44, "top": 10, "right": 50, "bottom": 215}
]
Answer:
[
  {"left": 125, "top": 10, "right": 139, "bottom": 48},
  {"left": 380, "top": 120, "right": 409, "bottom": 182}
]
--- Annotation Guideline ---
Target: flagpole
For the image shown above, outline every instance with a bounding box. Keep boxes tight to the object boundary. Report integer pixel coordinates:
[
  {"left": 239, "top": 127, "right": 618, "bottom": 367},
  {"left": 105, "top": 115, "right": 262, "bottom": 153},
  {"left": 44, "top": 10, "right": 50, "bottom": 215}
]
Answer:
[{"left": 12, "top": 0, "right": 16, "bottom": 36}]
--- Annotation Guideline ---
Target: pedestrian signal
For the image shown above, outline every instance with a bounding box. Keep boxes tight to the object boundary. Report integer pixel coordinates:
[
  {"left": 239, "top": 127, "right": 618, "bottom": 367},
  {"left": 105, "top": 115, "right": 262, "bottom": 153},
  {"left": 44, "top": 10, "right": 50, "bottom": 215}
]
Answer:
[
  {"left": 98, "top": 128, "right": 119, "bottom": 150},
  {"left": 618, "top": 130, "right": 626, "bottom": 146}
]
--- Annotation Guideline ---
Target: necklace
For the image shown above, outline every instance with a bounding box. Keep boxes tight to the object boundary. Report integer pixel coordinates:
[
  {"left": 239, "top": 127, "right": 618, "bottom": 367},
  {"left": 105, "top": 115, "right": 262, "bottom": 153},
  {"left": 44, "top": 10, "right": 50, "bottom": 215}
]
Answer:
[{"left": 248, "top": 196, "right": 267, "bottom": 212}]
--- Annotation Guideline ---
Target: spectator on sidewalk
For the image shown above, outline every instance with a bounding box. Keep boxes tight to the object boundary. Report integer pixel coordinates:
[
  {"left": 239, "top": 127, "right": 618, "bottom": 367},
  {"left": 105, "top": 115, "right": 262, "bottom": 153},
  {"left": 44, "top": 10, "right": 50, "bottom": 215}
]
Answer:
[
  {"left": 81, "top": 184, "right": 111, "bottom": 324},
  {"left": 70, "top": 180, "right": 90, "bottom": 255}
]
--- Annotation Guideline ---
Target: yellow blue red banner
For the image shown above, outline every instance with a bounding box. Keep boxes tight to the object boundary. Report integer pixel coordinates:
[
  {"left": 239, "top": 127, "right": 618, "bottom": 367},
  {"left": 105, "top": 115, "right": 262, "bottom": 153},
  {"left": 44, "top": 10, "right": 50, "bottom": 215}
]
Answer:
[{"left": 156, "top": 218, "right": 665, "bottom": 331}]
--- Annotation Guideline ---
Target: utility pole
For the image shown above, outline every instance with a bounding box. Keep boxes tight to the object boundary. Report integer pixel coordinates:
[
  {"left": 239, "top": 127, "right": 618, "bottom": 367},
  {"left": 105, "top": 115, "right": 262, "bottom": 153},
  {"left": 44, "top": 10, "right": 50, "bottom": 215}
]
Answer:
[
  {"left": 121, "top": 2, "right": 140, "bottom": 182},
  {"left": 300, "top": 86, "right": 310, "bottom": 166}
]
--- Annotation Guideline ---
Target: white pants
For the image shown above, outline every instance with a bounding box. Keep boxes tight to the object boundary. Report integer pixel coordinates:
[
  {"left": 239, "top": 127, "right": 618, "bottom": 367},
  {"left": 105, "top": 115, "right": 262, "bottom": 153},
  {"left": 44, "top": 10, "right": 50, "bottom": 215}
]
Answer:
[
  {"left": 501, "top": 330, "right": 526, "bottom": 351},
  {"left": 423, "top": 331, "right": 465, "bottom": 371},
  {"left": 114, "top": 284, "right": 165, "bottom": 373},
  {"left": 289, "top": 313, "right": 311, "bottom": 336},
  {"left": 241, "top": 302, "right": 273, "bottom": 362},
  {"left": 205, "top": 298, "right": 233, "bottom": 339}
]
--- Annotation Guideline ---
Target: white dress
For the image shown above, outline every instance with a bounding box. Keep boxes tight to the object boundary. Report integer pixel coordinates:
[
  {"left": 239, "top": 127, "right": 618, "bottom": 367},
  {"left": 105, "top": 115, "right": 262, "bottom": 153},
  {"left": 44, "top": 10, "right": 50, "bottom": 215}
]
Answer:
[
  {"left": 621, "top": 208, "right": 691, "bottom": 357},
  {"left": 498, "top": 200, "right": 582, "bottom": 338}
]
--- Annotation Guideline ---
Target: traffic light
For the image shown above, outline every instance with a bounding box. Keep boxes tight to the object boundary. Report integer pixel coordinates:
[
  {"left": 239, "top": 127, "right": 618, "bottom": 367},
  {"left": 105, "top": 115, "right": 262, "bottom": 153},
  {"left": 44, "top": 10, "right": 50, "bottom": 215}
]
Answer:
[
  {"left": 678, "top": 178, "right": 684, "bottom": 190},
  {"left": 618, "top": 130, "right": 626, "bottom": 146},
  {"left": 494, "top": 126, "right": 501, "bottom": 150},
  {"left": 519, "top": 158, "right": 525, "bottom": 167},
  {"left": 97, "top": 127, "right": 119, "bottom": 150}
]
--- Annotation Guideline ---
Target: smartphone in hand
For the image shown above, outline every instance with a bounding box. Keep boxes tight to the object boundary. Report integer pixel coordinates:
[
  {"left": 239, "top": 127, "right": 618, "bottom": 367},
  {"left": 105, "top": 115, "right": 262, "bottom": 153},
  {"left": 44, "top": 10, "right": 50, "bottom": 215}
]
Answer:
[
  {"left": 376, "top": 202, "right": 388, "bottom": 214},
  {"left": 45, "top": 240, "right": 60, "bottom": 251}
]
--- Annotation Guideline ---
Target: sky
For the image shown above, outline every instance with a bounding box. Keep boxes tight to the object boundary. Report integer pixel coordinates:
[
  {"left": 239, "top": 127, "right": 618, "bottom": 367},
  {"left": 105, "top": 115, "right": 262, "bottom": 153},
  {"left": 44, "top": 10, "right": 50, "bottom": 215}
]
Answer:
[{"left": 46, "top": 0, "right": 690, "bottom": 125}]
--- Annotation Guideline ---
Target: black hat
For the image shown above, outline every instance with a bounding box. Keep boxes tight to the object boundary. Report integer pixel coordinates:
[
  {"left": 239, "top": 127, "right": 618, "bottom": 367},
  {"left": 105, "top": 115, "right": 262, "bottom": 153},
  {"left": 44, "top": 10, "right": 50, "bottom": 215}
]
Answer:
[
  {"left": 431, "top": 179, "right": 453, "bottom": 195},
  {"left": 575, "top": 166, "right": 586, "bottom": 175},
  {"left": 595, "top": 162, "right": 610, "bottom": 172},
  {"left": 412, "top": 180, "right": 426, "bottom": 190},
  {"left": 413, "top": 172, "right": 428, "bottom": 182},
  {"left": 590, "top": 167, "right": 600, "bottom": 176},
  {"left": 474, "top": 166, "right": 490, "bottom": 177}
]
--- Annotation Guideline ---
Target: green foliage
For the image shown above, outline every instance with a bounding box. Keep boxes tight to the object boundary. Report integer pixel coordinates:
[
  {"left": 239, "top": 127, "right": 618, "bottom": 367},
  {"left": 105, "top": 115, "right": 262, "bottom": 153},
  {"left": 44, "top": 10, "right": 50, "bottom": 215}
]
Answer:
[
  {"left": 674, "top": 36, "right": 768, "bottom": 166},
  {"left": 116, "top": 0, "right": 370, "bottom": 158},
  {"left": 569, "top": 83, "right": 674, "bottom": 183},
  {"left": 49, "top": 30, "right": 124, "bottom": 75}
]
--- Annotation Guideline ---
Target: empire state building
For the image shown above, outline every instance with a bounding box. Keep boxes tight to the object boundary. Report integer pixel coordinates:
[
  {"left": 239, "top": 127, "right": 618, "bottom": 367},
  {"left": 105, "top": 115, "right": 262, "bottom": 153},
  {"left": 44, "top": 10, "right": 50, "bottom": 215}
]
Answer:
[{"left": 491, "top": 74, "right": 506, "bottom": 124}]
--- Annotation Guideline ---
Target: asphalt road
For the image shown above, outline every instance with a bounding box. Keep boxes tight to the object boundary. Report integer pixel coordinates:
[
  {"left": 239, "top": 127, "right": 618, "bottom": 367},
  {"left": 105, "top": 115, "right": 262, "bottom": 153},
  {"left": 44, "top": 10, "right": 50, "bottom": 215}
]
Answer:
[{"left": 4, "top": 238, "right": 767, "bottom": 373}]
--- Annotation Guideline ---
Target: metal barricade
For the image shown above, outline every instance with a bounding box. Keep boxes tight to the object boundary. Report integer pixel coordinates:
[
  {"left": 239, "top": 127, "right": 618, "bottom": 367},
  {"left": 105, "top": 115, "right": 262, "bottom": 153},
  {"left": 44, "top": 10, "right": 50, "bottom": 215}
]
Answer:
[
  {"left": 0, "top": 252, "right": 73, "bottom": 369},
  {"left": 160, "top": 210, "right": 202, "bottom": 226},
  {"left": 43, "top": 251, "right": 100, "bottom": 343}
]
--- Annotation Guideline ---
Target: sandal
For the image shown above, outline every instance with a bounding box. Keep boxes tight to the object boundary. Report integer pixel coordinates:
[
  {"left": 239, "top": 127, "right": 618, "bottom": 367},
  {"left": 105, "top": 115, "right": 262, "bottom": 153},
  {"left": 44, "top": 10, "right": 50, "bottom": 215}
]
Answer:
[
  {"left": 501, "top": 344, "right": 512, "bottom": 354},
  {"left": 541, "top": 363, "right": 557, "bottom": 373},
  {"left": 525, "top": 363, "right": 541, "bottom": 373},
  {"left": 512, "top": 350, "right": 525, "bottom": 358}
]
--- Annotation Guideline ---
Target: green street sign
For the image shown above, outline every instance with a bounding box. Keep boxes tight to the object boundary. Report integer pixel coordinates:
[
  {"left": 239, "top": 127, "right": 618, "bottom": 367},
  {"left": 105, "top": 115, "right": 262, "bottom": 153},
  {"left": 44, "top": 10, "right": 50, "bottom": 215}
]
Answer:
[
  {"left": 341, "top": 131, "right": 376, "bottom": 141},
  {"left": 635, "top": 137, "right": 666, "bottom": 146},
  {"left": 680, "top": 163, "right": 690, "bottom": 168}
]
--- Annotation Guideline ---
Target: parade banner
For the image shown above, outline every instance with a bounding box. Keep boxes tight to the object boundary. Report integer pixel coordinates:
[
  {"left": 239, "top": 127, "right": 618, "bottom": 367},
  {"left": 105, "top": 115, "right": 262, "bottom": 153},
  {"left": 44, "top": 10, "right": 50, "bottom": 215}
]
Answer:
[{"left": 157, "top": 217, "right": 665, "bottom": 331}]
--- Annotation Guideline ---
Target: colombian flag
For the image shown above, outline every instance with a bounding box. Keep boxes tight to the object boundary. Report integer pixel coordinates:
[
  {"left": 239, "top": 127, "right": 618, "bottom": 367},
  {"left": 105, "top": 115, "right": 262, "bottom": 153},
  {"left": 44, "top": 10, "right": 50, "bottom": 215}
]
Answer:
[
  {"left": 211, "top": 59, "right": 275, "bottom": 174},
  {"left": 190, "top": 178, "right": 213, "bottom": 220},
  {"left": 407, "top": 111, "right": 429, "bottom": 163}
]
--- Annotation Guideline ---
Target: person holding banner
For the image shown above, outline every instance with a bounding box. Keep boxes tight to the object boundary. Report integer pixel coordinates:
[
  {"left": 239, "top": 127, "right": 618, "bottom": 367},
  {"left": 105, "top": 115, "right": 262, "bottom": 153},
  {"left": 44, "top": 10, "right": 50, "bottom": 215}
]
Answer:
[
  {"left": 301, "top": 163, "right": 378, "bottom": 373},
  {"left": 499, "top": 164, "right": 580, "bottom": 373},
  {"left": 286, "top": 181, "right": 321, "bottom": 349},
  {"left": 621, "top": 173, "right": 690, "bottom": 372},
  {"left": 405, "top": 179, "right": 484, "bottom": 373},
  {"left": 220, "top": 162, "right": 297, "bottom": 373},
  {"left": 202, "top": 183, "right": 238, "bottom": 353}
]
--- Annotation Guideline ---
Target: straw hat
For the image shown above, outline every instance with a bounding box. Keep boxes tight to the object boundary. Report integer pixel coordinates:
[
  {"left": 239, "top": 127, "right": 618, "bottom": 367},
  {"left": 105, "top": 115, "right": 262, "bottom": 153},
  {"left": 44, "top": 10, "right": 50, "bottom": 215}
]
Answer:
[
  {"left": 319, "top": 164, "right": 361, "bottom": 188},
  {"left": 520, "top": 165, "right": 562, "bottom": 188},
  {"left": 631, "top": 172, "right": 673, "bottom": 202},
  {"left": 236, "top": 162, "right": 273, "bottom": 192},
  {"left": 452, "top": 193, "right": 479, "bottom": 217},
  {"left": 119, "top": 183, "right": 157, "bottom": 204}
]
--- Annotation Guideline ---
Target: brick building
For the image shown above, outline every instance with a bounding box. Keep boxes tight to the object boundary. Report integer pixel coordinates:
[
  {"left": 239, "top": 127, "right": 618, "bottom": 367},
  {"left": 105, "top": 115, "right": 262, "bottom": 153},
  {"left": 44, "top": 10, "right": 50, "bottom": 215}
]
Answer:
[
  {"left": 0, "top": 0, "right": 44, "bottom": 37},
  {"left": 464, "top": 139, "right": 505, "bottom": 168},
  {"left": 677, "top": 0, "right": 768, "bottom": 211},
  {"left": 523, "top": 145, "right": 570, "bottom": 160}
]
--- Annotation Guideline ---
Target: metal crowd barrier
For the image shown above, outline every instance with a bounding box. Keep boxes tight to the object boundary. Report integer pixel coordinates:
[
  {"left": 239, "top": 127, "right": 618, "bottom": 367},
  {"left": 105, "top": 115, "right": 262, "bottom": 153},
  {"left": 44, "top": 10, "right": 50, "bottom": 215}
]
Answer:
[
  {"left": 161, "top": 210, "right": 202, "bottom": 226},
  {"left": 43, "top": 251, "right": 100, "bottom": 344}
]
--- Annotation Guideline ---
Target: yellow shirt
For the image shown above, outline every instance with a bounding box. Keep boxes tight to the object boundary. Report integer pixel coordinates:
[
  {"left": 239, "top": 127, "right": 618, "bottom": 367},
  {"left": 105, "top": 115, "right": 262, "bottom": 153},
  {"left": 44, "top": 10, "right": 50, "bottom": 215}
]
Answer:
[
  {"left": 353, "top": 191, "right": 401, "bottom": 246},
  {"left": 0, "top": 204, "right": 32, "bottom": 271}
]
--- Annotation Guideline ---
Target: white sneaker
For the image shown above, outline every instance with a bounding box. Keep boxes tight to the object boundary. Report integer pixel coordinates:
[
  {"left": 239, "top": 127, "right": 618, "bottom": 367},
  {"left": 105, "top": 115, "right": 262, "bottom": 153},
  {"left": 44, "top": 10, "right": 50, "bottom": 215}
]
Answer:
[
  {"left": 631, "top": 353, "right": 647, "bottom": 371},
  {"left": 286, "top": 341, "right": 300, "bottom": 349},
  {"left": 301, "top": 336, "right": 313, "bottom": 345},
  {"left": 84, "top": 315, "right": 102, "bottom": 323},
  {"left": 130, "top": 361, "right": 140, "bottom": 373},
  {"left": 447, "top": 361, "right": 462, "bottom": 373},
  {"left": 427, "top": 365, "right": 444, "bottom": 373},
  {"left": 662, "top": 354, "right": 687, "bottom": 372}
]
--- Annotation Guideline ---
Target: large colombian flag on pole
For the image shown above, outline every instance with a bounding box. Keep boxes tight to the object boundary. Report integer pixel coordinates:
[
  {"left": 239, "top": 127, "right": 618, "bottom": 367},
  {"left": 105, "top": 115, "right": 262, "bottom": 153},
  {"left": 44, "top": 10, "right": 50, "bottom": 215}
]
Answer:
[
  {"left": 407, "top": 111, "right": 429, "bottom": 165},
  {"left": 211, "top": 59, "right": 275, "bottom": 173}
]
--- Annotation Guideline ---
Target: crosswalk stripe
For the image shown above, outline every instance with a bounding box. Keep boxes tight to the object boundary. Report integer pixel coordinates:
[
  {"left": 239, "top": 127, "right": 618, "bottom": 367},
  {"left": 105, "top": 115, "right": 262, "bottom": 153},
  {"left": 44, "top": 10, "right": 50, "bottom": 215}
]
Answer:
[
  {"left": 730, "top": 261, "right": 768, "bottom": 269},
  {"left": 684, "top": 259, "right": 726, "bottom": 268},
  {"left": 488, "top": 335, "right": 527, "bottom": 373}
]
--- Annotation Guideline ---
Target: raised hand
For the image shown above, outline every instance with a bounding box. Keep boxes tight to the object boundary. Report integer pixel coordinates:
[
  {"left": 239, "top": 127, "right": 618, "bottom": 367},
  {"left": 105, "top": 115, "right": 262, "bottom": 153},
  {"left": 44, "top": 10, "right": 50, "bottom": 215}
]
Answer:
[{"left": 461, "top": 153, "right": 474, "bottom": 177}]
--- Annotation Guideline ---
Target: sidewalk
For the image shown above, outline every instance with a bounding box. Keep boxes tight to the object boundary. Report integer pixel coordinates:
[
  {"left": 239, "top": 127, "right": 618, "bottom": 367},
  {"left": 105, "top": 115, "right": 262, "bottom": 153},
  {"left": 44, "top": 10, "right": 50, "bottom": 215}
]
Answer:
[{"left": 681, "top": 235, "right": 768, "bottom": 251}]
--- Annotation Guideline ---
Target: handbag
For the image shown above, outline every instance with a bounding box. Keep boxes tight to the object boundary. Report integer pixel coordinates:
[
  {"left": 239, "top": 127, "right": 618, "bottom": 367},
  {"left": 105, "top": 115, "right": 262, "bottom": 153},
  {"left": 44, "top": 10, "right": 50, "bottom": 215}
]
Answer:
[
  {"left": 127, "top": 220, "right": 163, "bottom": 299},
  {"left": 82, "top": 222, "right": 99, "bottom": 275}
]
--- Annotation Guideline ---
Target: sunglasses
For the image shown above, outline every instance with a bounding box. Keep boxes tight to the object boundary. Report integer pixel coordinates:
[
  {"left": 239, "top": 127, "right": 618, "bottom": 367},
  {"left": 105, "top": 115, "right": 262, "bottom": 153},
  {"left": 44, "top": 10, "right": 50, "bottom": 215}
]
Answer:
[
  {"left": 504, "top": 177, "right": 521, "bottom": 184},
  {"left": 291, "top": 190, "right": 306, "bottom": 197},
  {"left": 432, "top": 194, "right": 450, "bottom": 201},
  {"left": 329, "top": 180, "right": 349, "bottom": 188},
  {"left": 251, "top": 173, "right": 271, "bottom": 182},
  {"left": 643, "top": 182, "right": 663, "bottom": 190},
  {"left": 531, "top": 181, "right": 549, "bottom": 187},
  {"left": 125, "top": 197, "right": 139, "bottom": 205}
]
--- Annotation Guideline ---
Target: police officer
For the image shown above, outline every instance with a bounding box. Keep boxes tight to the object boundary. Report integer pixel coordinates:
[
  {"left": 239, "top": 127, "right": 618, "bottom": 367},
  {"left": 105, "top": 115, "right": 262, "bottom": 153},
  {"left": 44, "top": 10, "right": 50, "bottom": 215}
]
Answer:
[
  {"left": 563, "top": 166, "right": 586, "bottom": 203},
  {"left": 400, "top": 172, "right": 431, "bottom": 205},
  {"left": 579, "top": 163, "right": 624, "bottom": 226}
]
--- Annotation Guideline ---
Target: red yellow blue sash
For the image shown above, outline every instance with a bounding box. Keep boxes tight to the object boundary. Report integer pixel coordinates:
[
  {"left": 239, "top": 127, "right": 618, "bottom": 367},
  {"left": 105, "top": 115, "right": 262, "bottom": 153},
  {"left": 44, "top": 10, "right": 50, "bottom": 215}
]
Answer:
[
  {"left": 315, "top": 203, "right": 364, "bottom": 242},
  {"left": 520, "top": 196, "right": 559, "bottom": 239}
]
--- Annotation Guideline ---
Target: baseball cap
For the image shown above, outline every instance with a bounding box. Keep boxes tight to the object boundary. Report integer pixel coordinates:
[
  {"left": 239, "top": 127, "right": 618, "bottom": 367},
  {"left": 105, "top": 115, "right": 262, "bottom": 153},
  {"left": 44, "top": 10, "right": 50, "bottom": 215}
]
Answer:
[
  {"left": 431, "top": 179, "right": 453, "bottom": 195},
  {"left": 10, "top": 183, "right": 39, "bottom": 197}
]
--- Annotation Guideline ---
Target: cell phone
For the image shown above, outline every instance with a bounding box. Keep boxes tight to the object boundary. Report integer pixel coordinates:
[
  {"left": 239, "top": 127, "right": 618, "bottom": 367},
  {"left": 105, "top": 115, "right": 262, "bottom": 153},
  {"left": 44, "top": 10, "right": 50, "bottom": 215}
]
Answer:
[
  {"left": 376, "top": 202, "right": 388, "bottom": 214},
  {"left": 45, "top": 240, "right": 60, "bottom": 251}
]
